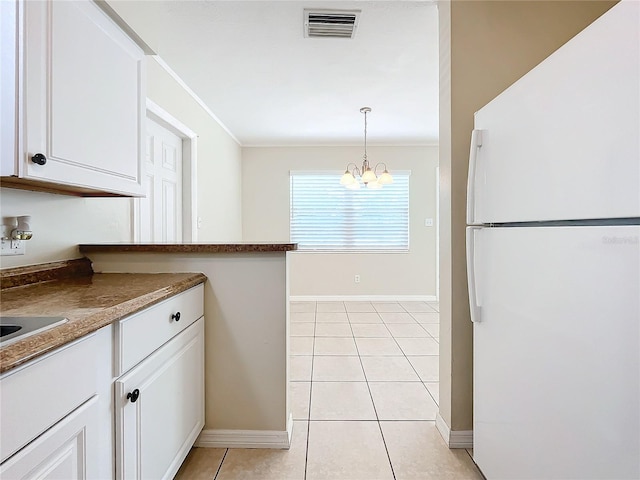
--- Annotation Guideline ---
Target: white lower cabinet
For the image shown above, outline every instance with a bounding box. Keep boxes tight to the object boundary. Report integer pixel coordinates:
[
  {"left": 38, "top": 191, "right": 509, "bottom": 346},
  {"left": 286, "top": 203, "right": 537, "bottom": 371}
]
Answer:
[
  {"left": 0, "top": 397, "right": 99, "bottom": 480},
  {"left": 0, "top": 284, "right": 205, "bottom": 480},
  {"left": 0, "top": 328, "right": 111, "bottom": 480},
  {"left": 115, "top": 317, "right": 205, "bottom": 480}
]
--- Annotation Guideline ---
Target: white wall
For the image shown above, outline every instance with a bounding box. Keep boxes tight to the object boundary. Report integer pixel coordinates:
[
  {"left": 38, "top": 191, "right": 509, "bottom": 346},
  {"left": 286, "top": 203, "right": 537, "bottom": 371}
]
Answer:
[
  {"left": 0, "top": 189, "right": 131, "bottom": 268},
  {"left": 242, "top": 146, "right": 438, "bottom": 297}
]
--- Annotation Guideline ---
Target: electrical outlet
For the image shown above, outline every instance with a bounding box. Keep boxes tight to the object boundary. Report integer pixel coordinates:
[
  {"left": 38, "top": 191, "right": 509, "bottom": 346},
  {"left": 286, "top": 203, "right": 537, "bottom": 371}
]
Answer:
[
  {"left": 424, "top": 218, "right": 434, "bottom": 227},
  {"left": 354, "top": 274, "right": 360, "bottom": 284},
  {"left": 1, "top": 238, "right": 25, "bottom": 256}
]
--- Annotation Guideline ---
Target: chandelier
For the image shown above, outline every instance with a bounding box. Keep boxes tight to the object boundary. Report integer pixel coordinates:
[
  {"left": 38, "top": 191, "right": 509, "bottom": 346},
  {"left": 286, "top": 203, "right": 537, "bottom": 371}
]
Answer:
[{"left": 340, "top": 107, "right": 393, "bottom": 189}]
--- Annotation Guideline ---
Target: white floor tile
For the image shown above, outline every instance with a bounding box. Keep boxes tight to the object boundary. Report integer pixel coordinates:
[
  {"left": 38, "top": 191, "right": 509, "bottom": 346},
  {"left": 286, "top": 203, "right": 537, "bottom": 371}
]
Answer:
[
  {"left": 290, "top": 382, "right": 311, "bottom": 420},
  {"left": 400, "top": 301, "right": 437, "bottom": 313},
  {"left": 291, "top": 312, "right": 316, "bottom": 323},
  {"left": 425, "top": 382, "right": 439, "bottom": 405},
  {"left": 290, "top": 322, "right": 315, "bottom": 336},
  {"left": 379, "top": 312, "right": 416, "bottom": 324},
  {"left": 290, "top": 355, "right": 313, "bottom": 382},
  {"left": 344, "top": 301, "right": 376, "bottom": 312},
  {"left": 395, "top": 337, "right": 439, "bottom": 355},
  {"left": 369, "top": 382, "right": 438, "bottom": 420},
  {"left": 174, "top": 447, "right": 226, "bottom": 480},
  {"left": 361, "top": 356, "right": 421, "bottom": 381},
  {"left": 314, "top": 323, "right": 353, "bottom": 337},
  {"left": 426, "top": 301, "right": 440, "bottom": 312},
  {"left": 355, "top": 337, "right": 404, "bottom": 356},
  {"left": 372, "top": 302, "right": 405, "bottom": 313},
  {"left": 386, "top": 323, "right": 430, "bottom": 337},
  {"left": 314, "top": 337, "right": 358, "bottom": 355},
  {"left": 310, "top": 382, "right": 376, "bottom": 420},
  {"left": 291, "top": 301, "right": 316, "bottom": 313},
  {"left": 411, "top": 312, "right": 439, "bottom": 324},
  {"left": 312, "top": 355, "right": 365, "bottom": 381},
  {"left": 351, "top": 323, "right": 392, "bottom": 338},
  {"left": 422, "top": 324, "right": 440, "bottom": 338},
  {"left": 348, "top": 312, "right": 383, "bottom": 324},
  {"left": 407, "top": 356, "right": 439, "bottom": 382},
  {"left": 290, "top": 336, "right": 314, "bottom": 355},
  {"left": 315, "top": 312, "right": 349, "bottom": 323},
  {"left": 215, "top": 421, "right": 308, "bottom": 480},
  {"left": 306, "top": 421, "right": 394, "bottom": 480},
  {"left": 316, "top": 301, "right": 346, "bottom": 312},
  {"left": 380, "top": 421, "right": 483, "bottom": 479}
]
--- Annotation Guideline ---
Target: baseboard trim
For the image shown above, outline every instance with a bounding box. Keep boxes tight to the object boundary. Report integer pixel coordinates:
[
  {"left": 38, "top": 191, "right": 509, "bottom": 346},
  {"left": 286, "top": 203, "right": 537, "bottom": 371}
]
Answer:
[
  {"left": 195, "top": 414, "right": 293, "bottom": 449},
  {"left": 290, "top": 295, "right": 438, "bottom": 302},
  {"left": 436, "top": 413, "right": 473, "bottom": 449}
]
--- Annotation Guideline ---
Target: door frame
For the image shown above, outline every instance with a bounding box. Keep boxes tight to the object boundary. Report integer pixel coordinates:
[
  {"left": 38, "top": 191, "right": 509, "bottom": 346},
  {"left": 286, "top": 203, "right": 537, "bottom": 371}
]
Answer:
[{"left": 133, "top": 99, "right": 198, "bottom": 242}]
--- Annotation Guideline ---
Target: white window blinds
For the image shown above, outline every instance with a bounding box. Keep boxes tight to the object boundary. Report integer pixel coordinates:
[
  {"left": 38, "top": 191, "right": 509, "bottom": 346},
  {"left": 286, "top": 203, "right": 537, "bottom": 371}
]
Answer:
[{"left": 290, "top": 172, "right": 410, "bottom": 251}]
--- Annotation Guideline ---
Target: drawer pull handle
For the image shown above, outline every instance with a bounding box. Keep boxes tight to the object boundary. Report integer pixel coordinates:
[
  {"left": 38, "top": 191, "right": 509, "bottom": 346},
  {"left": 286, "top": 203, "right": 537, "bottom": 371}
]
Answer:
[
  {"left": 127, "top": 389, "right": 140, "bottom": 403},
  {"left": 172, "top": 312, "right": 181, "bottom": 322},
  {"left": 31, "top": 153, "right": 47, "bottom": 165}
]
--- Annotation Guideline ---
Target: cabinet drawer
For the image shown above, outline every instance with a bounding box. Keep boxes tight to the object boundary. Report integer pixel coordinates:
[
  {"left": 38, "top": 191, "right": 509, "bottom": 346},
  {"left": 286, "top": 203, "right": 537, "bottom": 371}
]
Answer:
[
  {"left": 115, "top": 318, "right": 204, "bottom": 480},
  {"left": 0, "top": 333, "right": 99, "bottom": 463},
  {"left": 115, "top": 285, "right": 204, "bottom": 376}
]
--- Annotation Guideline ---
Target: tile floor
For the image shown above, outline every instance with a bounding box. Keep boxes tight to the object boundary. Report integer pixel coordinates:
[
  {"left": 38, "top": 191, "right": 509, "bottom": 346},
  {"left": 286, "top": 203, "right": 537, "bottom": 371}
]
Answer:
[{"left": 175, "top": 301, "right": 483, "bottom": 480}]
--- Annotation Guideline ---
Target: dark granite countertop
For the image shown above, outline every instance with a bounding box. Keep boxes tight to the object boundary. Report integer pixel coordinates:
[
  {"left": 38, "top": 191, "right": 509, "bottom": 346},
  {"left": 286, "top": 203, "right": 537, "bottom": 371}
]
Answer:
[
  {"left": 0, "top": 259, "right": 206, "bottom": 373},
  {"left": 79, "top": 242, "right": 297, "bottom": 254}
]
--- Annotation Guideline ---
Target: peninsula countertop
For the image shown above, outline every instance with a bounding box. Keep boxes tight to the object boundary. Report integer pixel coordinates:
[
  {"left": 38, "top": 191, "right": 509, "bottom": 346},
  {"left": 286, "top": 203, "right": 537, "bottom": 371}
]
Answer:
[
  {"left": 79, "top": 242, "right": 297, "bottom": 254},
  {"left": 0, "top": 264, "right": 206, "bottom": 374}
]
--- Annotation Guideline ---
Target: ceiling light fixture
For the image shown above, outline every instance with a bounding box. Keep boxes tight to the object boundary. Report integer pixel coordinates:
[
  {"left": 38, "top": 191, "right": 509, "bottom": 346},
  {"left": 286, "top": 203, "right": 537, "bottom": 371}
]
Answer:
[{"left": 340, "top": 107, "right": 393, "bottom": 189}]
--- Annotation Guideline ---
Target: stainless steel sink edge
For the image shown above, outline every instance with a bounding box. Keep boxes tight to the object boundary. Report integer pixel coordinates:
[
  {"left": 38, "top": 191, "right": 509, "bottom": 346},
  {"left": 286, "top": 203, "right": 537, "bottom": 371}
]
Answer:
[{"left": 0, "top": 317, "right": 69, "bottom": 347}]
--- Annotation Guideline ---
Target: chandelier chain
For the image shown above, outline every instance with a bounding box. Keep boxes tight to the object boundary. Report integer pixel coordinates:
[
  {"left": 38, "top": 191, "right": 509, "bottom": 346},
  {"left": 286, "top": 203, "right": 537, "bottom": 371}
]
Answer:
[{"left": 363, "top": 108, "right": 368, "bottom": 162}]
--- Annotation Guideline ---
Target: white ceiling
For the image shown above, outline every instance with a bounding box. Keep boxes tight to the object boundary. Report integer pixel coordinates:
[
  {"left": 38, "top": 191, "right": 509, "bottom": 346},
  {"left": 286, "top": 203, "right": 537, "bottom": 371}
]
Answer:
[{"left": 111, "top": 1, "right": 439, "bottom": 146}]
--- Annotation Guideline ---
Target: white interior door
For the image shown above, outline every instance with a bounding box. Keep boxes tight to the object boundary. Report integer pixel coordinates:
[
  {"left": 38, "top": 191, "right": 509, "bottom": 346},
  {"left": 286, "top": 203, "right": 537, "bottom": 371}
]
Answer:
[{"left": 138, "top": 118, "right": 183, "bottom": 242}]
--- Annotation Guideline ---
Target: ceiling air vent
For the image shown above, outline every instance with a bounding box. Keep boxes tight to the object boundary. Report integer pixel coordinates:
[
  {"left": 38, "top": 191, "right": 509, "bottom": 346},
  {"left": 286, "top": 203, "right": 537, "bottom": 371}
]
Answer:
[{"left": 304, "top": 9, "right": 361, "bottom": 39}]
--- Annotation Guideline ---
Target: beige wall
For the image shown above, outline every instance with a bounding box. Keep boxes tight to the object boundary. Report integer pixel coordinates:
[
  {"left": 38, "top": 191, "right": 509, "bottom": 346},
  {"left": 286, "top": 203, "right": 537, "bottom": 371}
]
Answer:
[
  {"left": 146, "top": 57, "right": 243, "bottom": 242},
  {"left": 242, "top": 146, "right": 438, "bottom": 297},
  {"left": 439, "top": 0, "right": 618, "bottom": 432}
]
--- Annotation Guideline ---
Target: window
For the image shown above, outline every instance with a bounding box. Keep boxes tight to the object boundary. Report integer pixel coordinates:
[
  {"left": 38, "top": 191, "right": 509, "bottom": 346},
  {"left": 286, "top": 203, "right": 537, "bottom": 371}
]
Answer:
[{"left": 290, "top": 171, "right": 410, "bottom": 251}]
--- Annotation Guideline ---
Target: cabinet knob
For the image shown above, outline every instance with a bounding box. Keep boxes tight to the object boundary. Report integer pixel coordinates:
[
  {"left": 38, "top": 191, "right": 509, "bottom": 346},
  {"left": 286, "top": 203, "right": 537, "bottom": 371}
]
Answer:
[
  {"left": 172, "top": 312, "right": 181, "bottom": 322},
  {"left": 127, "top": 389, "right": 140, "bottom": 403},
  {"left": 31, "top": 153, "right": 47, "bottom": 165}
]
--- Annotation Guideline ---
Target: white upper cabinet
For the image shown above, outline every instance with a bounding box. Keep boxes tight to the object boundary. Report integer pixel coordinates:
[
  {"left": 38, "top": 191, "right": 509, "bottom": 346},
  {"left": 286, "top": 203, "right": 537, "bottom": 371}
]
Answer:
[{"left": 1, "top": 0, "right": 145, "bottom": 196}]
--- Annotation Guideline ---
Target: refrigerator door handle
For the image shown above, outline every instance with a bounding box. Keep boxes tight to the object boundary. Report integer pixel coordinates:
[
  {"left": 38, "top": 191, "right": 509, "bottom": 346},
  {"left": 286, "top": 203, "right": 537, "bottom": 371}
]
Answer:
[
  {"left": 466, "top": 129, "right": 483, "bottom": 225},
  {"left": 466, "top": 226, "right": 482, "bottom": 323}
]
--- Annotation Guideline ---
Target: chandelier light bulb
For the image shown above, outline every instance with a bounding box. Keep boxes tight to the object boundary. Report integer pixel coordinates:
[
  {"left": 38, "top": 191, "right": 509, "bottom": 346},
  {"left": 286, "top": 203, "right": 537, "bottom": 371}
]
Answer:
[
  {"left": 362, "top": 168, "right": 377, "bottom": 183},
  {"left": 378, "top": 170, "right": 393, "bottom": 185},
  {"left": 340, "top": 171, "right": 356, "bottom": 185}
]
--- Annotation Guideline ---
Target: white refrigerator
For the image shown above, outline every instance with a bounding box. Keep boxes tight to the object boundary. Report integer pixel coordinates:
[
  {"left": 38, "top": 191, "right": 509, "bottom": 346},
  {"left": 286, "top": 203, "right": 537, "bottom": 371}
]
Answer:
[{"left": 466, "top": 1, "right": 639, "bottom": 479}]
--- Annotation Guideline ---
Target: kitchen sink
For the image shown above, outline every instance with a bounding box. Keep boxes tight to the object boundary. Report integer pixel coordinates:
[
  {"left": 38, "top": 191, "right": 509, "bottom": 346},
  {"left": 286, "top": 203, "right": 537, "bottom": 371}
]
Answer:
[{"left": 0, "top": 316, "right": 68, "bottom": 346}]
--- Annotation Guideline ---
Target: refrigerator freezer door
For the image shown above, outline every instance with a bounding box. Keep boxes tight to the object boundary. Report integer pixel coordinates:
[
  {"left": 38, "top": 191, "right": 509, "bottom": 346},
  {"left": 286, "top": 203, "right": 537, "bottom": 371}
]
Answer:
[
  {"left": 470, "top": 1, "right": 639, "bottom": 224},
  {"left": 473, "top": 225, "right": 639, "bottom": 479}
]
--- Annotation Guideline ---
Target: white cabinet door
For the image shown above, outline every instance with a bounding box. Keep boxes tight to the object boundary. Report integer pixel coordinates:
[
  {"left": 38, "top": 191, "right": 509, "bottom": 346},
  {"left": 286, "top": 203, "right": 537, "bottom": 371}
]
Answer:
[
  {"left": 115, "top": 318, "right": 204, "bottom": 480},
  {"left": 20, "top": 0, "right": 145, "bottom": 196},
  {"left": 0, "top": 397, "right": 100, "bottom": 480}
]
